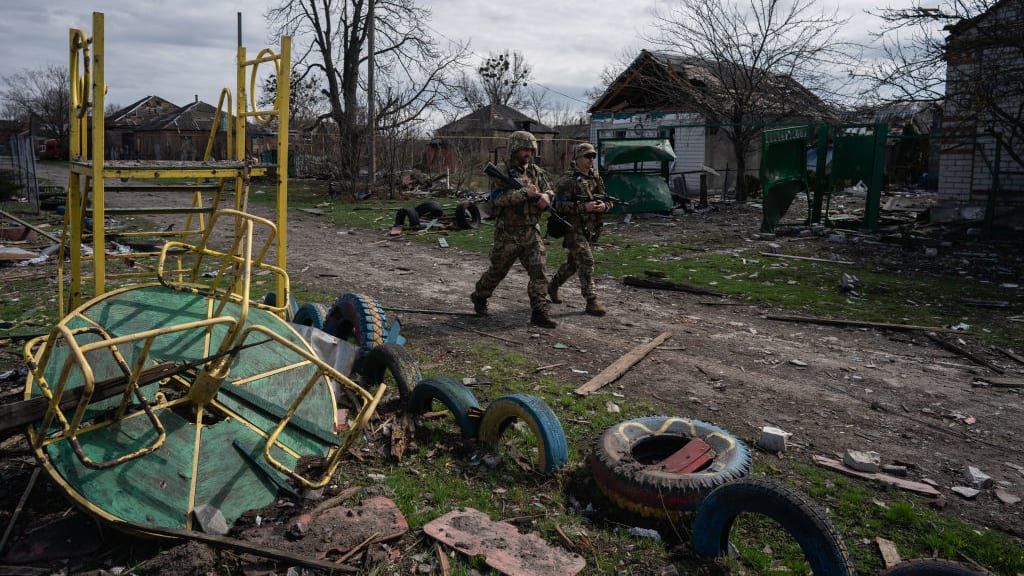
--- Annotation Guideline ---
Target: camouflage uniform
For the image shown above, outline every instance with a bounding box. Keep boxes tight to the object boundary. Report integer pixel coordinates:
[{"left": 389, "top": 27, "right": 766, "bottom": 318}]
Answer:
[
  {"left": 471, "top": 156, "right": 553, "bottom": 313},
  {"left": 550, "top": 165, "right": 607, "bottom": 300}
]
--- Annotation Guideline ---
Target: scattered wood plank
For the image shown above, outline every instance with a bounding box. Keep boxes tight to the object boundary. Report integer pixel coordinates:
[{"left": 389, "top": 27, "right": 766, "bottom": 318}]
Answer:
[
  {"left": 996, "top": 347, "right": 1024, "bottom": 367},
  {"left": 0, "top": 246, "right": 39, "bottom": 262},
  {"left": 623, "top": 275, "right": 724, "bottom": 297},
  {"left": 308, "top": 486, "right": 362, "bottom": 519},
  {"left": 534, "top": 362, "right": 566, "bottom": 372},
  {"left": 876, "top": 537, "right": 902, "bottom": 569},
  {"left": 119, "top": 521, "right": 359, "bottom": 573},
  {"left": 924, "top": 332, "right": 1004, "bottom": 375},
  {"left": 444, "top": 323, "right": 525, "bottom": 346},
  {"left": 812, "top": 455, "right": 940, "bottom": 497},
  {"left": 0, "top": 210, "right": 61, "bottom": 244},
  {"left": 958, "top": 297, "right": 1010, "bottom": 309},
  {"left": 435, "top": 542, "right": 452, "bottom": 576},
  {"left": 767, "top": 314, "right": 964, "bottom": 334},
  {"left": 977, "top": 376, "right": 1024, "bottom": 389},
  {"left": 574, "top": 332, "right": 672, "bottom": 396},
  {"left": 759, "top": 252, "right": 854, "bottom": 265},
  {"left": 0, "top": 467, "right": 40, "bottom": 555}
]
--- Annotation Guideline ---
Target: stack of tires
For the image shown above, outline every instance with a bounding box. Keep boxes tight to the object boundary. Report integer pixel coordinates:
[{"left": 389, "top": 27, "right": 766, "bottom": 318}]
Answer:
[
  {"left": 393, "top": 201, "right": 482, "bottom": 232},
  {"left": 279, "top": 292, "right": 402, "bottom": 368}
]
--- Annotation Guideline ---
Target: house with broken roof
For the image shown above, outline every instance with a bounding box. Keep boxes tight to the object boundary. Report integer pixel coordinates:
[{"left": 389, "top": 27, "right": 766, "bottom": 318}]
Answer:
[
  {"left": 589, "top": 50, "right": 834, "bottom": 195},
  {"left": 105, "top": 95, "right": 276, "bottom": 161},
  {"left": 938, "top": 0, "right": 1023, "bottom": 210},
  {"left": 429, "top": 104, "right": 558, "bottom": 173}
]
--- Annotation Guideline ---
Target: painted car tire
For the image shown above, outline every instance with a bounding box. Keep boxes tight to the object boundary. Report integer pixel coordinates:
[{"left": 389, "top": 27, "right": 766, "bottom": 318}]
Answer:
[
  {"left": 588, "top": 416, "right": 750, "bottom": 517},
  {"left": 262, "top": 291, "right": 300, "bottom": 319},
  {"left": 879, "top": 560, "right": 993, "bottom": 576},
  {"left": 360, "top": 343, "right": 421, "bottom": 401},
  {"left": 292, "top": 302, "right": 329, "bottom": 330},
  {"left": 406, "top": 376, "right": 481, "bottom": 439},
  {"left": 692, "top": 478, "right": 856, "bottom": 576},
  {"left": 478, "top": 394, "right": 568, "bottom": 474},
  {"left": 326, "top": 293, "right": 388, "bottom": 362}
]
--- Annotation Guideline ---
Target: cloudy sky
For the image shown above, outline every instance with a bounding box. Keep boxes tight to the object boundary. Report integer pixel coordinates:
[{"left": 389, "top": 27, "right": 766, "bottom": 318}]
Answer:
[{"left": 0, "top": 0, "right": 888, "bottom": 119}]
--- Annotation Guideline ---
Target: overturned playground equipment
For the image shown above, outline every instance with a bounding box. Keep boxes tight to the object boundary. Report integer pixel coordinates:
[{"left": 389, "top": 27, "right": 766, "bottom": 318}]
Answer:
[{"left": 20, "top": 12, "right": 386, "bottom": 535}]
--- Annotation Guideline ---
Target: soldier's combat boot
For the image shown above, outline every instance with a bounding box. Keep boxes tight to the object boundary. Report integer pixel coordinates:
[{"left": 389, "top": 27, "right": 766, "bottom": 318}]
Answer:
[
  {"left": 585, "top": 298, "right": 607, "bottom": 317},
  {"left": 548, "top": 282, "right": 562, "bottom": 304},
  {"left": 530, "top": 308, "right": 557, "bottom": 329},
  {"left": 470, "top": 293, "right": 488, "bottom": 316}
]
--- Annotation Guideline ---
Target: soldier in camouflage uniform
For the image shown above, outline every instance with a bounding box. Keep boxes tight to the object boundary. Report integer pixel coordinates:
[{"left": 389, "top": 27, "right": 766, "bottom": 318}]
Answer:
[
  {"left": 548, "top": 142, "right": 611, "bottom": 316},
  {"left": 470, "top": 131, "right": 558, "bottom": 329}
]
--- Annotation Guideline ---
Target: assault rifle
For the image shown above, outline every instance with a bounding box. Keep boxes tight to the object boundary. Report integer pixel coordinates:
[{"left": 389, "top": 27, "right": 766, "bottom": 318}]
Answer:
[{"left": 483, "top": 162, "right": 573, "bottom": 232}]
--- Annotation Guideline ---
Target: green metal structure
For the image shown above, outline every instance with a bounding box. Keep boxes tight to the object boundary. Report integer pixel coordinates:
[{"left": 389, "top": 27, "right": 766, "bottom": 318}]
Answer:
[
  {"left": 759, "top": 125, "right": 811, "bottom": 233},
  {"left": 597, "top": 137, "right": 677, "bottom": 213}
]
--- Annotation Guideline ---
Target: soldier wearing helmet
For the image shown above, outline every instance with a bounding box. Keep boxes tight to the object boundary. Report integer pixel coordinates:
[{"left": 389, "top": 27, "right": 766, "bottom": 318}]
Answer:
[
  {"left": 470, "top": 130, "right": 558, "bottom": 328},
  {"left": 548, "top": 142, "right": 611, "bottom": 316}
]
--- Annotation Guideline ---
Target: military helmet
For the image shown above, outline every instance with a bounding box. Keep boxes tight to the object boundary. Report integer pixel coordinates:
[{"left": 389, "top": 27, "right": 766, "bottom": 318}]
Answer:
[
  {"left": 508, "top": 130, "right": 538, "bottom": 156},
  {"left": 574, "top": 142, "right": 597, "bottom": 159}
]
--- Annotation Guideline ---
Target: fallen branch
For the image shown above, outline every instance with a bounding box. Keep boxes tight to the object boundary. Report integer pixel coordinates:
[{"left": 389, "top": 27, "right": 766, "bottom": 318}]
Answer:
[
  {"left": 924, "top": 332, "right": 1004, "bottom": 375},
  {"left": 0, "top": 467, "right": 40, "bottom": 555},
  {"left": 444, "top": 323, "right": 525, "bottom": 346},
  {"left": 996, "top": 347, "right": 1024, "bottom": 367},
  {"left": 534, "top": 362, "right": 566, "bottom": 372},
  {"left": 0, "top": 210, "right": 60, "bottom": 244},
  {"left": 308, "top": 486, "right": 362, "bottom": 519},
  {"left": 121, "top": 521, "right": 358, "bottom": 573},
  {"left": 332, "top": 531, "right": 380, "bottom": 565},
  {"left": 977, "top": 376, "right": 1024, "bottom": 389},
  {"left": 759, "top": 252, "right": 853, "bottom": 265},
  {"left": 767, "top": 314, "right": 964, "bottom": 334},
  {"left": 575, "top": 332, "right": 672, "bottom": 395},
  {"left": 623, "top": 275, "right": 724, "bottom": 297}
]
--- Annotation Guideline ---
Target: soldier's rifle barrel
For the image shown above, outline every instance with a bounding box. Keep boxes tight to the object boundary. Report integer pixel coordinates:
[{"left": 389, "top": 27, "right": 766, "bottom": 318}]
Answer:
[{"left": 483, "top": 163, "right": 573, "bottom": 231}]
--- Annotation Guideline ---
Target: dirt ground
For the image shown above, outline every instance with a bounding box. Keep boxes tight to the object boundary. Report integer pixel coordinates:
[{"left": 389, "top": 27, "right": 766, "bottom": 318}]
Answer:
[
  {"left": 2, "top": 167, "right": 1022, "bottom": 573},
  {"left": 95, "top": 184, "right": 1024, "bottom": 536}
]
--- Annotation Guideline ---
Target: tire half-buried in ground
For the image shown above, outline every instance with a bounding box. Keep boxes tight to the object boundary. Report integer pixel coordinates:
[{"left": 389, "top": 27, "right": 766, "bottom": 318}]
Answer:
[
  {"left": 691, "top": 478, "right": 856, "bottom": 576},
  {"left": 478, "top": 394, "right": 568, "bottom": 474},
  {"left": 326, "top": 293, "right": 388, "bottom": 364},
  {"left": 406, "top": 376, "right": 481, "bottom": 439},
  {"left": 292, "top": 302, "right": 329, "bottom": 330},
  {"left": 360, "top": 343, "right": 422, "bottom": 401},
  {"left": 588, "top": 416, "right": 750, "bottom": 517},
  {"left": 454, "top": 202, "right": 481, "bottom": 230}
]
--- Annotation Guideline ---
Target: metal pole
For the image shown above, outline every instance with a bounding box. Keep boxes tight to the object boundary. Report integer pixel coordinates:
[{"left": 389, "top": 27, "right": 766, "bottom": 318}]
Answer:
[
  {"left": 237, "top": 11, "right": 242, "bottom": 48},
  {"left": 366, "top": 0, "right": 376, "bottom": 188}
]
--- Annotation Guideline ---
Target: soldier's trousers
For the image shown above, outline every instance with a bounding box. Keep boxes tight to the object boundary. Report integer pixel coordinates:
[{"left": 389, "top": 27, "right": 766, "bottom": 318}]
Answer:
[
  {"left": 551, "top": 235, "right": 595, "bottom": 300},
  {"left": 473, "top": 226, "right": 549, "bottom": 312}
]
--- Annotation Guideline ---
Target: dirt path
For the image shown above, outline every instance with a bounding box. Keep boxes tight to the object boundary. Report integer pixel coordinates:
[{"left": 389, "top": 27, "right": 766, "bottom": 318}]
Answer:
[{"left": 101, "top": 187, "right": 1024, "bottom": 537}]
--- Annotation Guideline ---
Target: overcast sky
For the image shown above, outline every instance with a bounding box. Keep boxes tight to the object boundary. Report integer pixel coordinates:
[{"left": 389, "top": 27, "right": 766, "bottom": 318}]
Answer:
[{"left": 0, "top": 0, "right": 888, "bottom": 118}]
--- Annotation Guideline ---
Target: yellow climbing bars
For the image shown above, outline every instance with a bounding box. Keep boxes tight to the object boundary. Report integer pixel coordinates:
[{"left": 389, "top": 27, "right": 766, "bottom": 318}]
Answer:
[{"left": 61, "top": 12, "right": 291, "bottom": 319}]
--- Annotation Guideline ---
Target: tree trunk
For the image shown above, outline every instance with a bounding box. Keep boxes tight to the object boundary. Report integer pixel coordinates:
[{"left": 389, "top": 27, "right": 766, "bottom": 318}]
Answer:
[{"left": 733, "top": 137, "right": 748, "bottom": 203}]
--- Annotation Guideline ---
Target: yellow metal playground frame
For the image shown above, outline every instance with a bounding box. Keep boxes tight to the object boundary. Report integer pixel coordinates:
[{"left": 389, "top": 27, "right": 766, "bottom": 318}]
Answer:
[
  {"left": 61, "top": 11, "right": 292, "bottom": 320},
  {"left": 19, "top": 12, "right": 386, "bottom": 531}
]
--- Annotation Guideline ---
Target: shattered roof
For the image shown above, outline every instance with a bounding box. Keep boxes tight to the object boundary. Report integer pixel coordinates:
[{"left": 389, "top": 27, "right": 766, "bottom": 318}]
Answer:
[
  {"left": 438, "top": 103, "right": 556, "bottom": 135},
  {"left": 108, "top": 95, "right": 179, "bottom": 128},
  {"left": 137, "top": 100, "right": 219, "bottom": 131}
]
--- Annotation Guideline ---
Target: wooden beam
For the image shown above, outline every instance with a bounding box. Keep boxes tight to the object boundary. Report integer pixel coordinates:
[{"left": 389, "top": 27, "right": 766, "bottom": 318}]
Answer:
[
  {"left": 623, "top": 275, "right": 724, "bottom": 297},
  {"left": 759, "top": 252, "right": 853, "bottom": 265},
  {"left": 812, "top": 455, "right": 940, "bottom": 497},
  {"left": 766, "top": 314, "right": 964, "bottom": 334},
  {"left": 0, "top": 210, "right": 61, "bottom": 244},
  {"left": 119, "top": 522, "right": 358, "bottom": 573},
  {"left": 575, "top": 332, "right": 672, "bottom": 395},
  {"left": 924, "top": 332, "right": 1004, "bottom": 375}
]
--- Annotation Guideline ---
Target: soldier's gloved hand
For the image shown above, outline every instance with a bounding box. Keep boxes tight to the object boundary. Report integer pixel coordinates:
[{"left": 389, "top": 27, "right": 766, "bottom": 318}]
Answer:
[
  {"left": 525, "top": 183, "right": 541, "bottom": 198},
  {"left": 584, "top": 200, "right": 601, "bottom": 213},
  {"left": 536, "top": 192, "right": 551, "bottom": 209},
  {"left": 594, "top": 200, "right": 608, "bottom": 213}
]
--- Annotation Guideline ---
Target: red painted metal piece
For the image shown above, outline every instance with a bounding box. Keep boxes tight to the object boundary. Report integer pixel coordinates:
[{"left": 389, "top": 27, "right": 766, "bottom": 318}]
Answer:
[{"left": 657, "top": 437, "right": 714, "bottom": 474}]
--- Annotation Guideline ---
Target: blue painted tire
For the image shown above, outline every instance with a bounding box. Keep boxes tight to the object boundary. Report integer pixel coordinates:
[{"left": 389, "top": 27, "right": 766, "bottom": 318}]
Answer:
[
  {"left": 692, "top": 478, "right": 856, "bottom": 576},
  {"left": 478, "top": 394, "right": 568, "bottom": 474},
  {"left": 879, "top": 560, "right": 992, "bottom": 576},
  {"left": 262, "top": 292, "right": 299, "bottom": 319},
  {"left": 406, "top": 376, "right": 480, "bottom": 439},
  {"left": 293, "top": 302, "right": 329, "bottom": 330},
  {"left": 326, "top": 293, "right": 388, "bottom": 362},
  {"left": 360, "top": 343, "right": 422, "bottom": 401},
  {"left": 589, "top": 416, "right": 750, "bottom": 518}
]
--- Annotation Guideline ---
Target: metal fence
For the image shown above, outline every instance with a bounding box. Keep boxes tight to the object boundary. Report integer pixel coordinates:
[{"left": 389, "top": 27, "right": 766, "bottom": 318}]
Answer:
[{"left": 4, "top": 134, "right": 40, "bottom": 212}]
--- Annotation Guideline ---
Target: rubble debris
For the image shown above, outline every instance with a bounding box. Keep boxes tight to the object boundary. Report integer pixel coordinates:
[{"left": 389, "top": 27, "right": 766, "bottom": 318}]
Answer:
[
  {"left": 881, "top": 465, "right": 908, "bottom": 477},
  {"left": 789, "top": 359, "right": 808, "bottom": 367},
  {"left": 951, "top": 486, "right": 981, "bottom": 499},
  {"left": 0, "top": 210, "right": 61, "bottom": 244},
  {"left": 758, "top": 426, "right": 791, "bottom": 453},
  {"left": 924, "top": 332, "right": 1004, "bottom": 374},
  {"left": 843, "top": 450, "right": 881, "bottom": 473},
  {"left": 0, "top": 246, "right": 39, "bottom": 262},
  {"left": 963, "top": 466, "right": 994, "bottom": 489},
  {"left": 424, "top": 508, "right": 586, "bottom": 576},
  {"left": 574, "top": 332, "right": 672, "bottom": 395},
  {"left": 994, "top": 489, "right": 1020, "bottom": 505},
  {"left": 838, "top": 273, "right": 859, "bottom": 294},
  {"left": 876, "top": 536, "right": 902, "bottom": 569},
  {"left": 627, "top": 527, "right": 662, "bottom": 541},
  {"left": 194, "top": 503, "right": 230, "bottom": 535},
  {"left": 812, "top": 455, "right": 940, "bottom": 497}
]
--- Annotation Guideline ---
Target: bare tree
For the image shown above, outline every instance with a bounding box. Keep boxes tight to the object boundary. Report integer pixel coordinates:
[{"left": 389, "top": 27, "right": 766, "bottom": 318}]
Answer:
[
  {"left": 266, "top": 0, "right": 468, "bottom": 179},
  {"left": 259, "top": 65, "right": 327, "bottom": 128},
  {"left": 647, "top": 0, "right": 849, "bottom": 201},
  {"left": 453, "top": 50, "right": 533, "bottom": 110},
  {"left": 1, "top": 65, "right": 70, "bottom": 152},
  {"left": 523, "top": 87, "right": 550, "bottom": 124},
  {"left": 859, "top": 0, "right": 1023, "bottom": 169}
]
